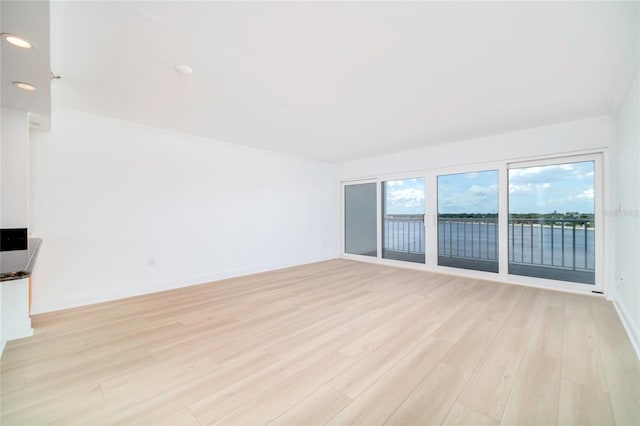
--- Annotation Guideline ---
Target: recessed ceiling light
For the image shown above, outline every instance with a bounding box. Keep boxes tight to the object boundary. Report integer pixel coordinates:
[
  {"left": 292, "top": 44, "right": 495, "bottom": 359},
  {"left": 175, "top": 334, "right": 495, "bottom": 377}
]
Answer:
[
  {"left": 13, "top": 81, "right": 38, "bottom": 91},
  {"left": 175, "top": 65, "right": 193, "bottom": 75},
  {"left": 1, "top": 33, "right": 32, "bottom": 49}
]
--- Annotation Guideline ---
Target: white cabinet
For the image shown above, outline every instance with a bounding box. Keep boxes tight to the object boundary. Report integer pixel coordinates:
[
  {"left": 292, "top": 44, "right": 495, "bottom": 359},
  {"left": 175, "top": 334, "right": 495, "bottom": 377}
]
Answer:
[{"left": 1, "top": 277, "right": 33, "bottom": 355}]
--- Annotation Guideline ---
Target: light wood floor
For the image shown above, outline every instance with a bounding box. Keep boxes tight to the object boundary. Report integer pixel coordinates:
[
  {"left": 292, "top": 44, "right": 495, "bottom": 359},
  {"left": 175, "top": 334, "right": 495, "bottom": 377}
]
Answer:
[{"left": 1, "top": 260, "right": 638, "bottom": 425}]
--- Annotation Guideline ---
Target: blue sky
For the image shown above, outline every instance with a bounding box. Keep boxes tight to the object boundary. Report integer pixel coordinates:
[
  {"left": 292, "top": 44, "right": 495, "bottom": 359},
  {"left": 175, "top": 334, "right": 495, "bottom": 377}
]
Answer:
[
  {"left": 438, "top": 171, "right": 498, "bottom": 214},
  {"left": 383, "top": 161, "right": 595, "bottom": 215},
  {"left": 508, "top": 161, "right": 594, "bottom": 214},
  {"left": 384, "top": 178, "right": 425, "bottom": 214}
]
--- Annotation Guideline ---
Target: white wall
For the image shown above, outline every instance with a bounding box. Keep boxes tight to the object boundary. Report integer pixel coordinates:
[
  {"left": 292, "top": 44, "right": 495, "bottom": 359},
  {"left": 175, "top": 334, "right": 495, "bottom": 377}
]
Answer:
[
  {"left": 613, "top": 71, "right": 640, "bottom": 354},
  {"left": 29, "top": 109, "right": 339, "bottom": 313},
  {"left": 1, "top": 107, "right": 30, "bottom": 228},
  {"left": 337, "top": 116, "right": 614, "bottom": 180}
]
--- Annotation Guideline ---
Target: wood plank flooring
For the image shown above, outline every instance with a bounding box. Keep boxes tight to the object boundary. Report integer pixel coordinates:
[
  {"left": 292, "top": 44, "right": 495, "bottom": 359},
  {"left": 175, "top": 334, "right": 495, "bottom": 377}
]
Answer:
[{"left": 1, "top": 259, "right": 638, "bottom": 425}]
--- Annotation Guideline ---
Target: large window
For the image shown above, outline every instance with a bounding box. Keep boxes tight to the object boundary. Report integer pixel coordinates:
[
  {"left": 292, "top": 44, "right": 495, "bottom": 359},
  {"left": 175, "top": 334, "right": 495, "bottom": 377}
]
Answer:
[
  {"left": 437, "top": 170, "right": 499, "bottom": 272},
  {"left": 508, "top": 160, "right": 595, "bottom": 284},
  {"left": 382, "top": 178, "right": 425, "bottom": 263},
  {"left": 341, "top": 154, "right": 601, "bottom": 291},
  {"left": 344, "top": 183, "right": 377, "bottom": 257}
]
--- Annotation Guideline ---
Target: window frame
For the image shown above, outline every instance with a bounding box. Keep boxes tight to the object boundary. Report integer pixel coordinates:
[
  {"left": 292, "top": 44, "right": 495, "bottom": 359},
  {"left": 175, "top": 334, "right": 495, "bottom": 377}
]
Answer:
[
  {"left": 340, "top": 150, "right": 606, "bottom": 295},
  {"left": 380, "top": 176, "right": 427, "bottom": 265},
  {"left": 505, "top": 153, "right": 604, "bottom": 293}
]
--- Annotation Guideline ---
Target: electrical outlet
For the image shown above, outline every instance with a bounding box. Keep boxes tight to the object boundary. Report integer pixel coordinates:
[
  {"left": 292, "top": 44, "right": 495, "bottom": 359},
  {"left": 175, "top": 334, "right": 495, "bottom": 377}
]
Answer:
[
  {"left": 148, "top": 257, "right": 156, "bottom": 266},
  {"left": 617, "top": 274, "right": 624, "bottom": 290}
]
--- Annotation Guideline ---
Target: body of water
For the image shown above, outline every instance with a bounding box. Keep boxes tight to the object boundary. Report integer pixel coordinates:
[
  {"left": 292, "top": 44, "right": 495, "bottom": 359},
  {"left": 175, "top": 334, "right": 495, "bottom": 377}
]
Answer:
[{"left": 383, "top": 218, "right": 595, "bottom": 271}]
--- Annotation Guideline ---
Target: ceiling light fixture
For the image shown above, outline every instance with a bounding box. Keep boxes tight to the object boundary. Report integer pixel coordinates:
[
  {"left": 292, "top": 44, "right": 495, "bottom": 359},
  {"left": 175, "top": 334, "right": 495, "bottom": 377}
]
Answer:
[
  {"left": 1, "top": 33, "right": 33, "bottom": 49},
  {"left": 175, "top": 65, "right": 193, "bottom": 75},
  {"left": 13, "top": 81, "right": 38, "bottom": 91}
]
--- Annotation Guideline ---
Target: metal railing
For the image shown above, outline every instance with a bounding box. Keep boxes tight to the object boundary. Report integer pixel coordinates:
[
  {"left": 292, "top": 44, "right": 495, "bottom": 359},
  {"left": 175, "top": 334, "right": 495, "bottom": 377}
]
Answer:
[
  {"left": 382, "top": 215, "right": 595, "bottom": 283},
  {"left": 508, "top": 218, "right": 594, "bottom": 271},
  {"left": 438, "top": 217, "right": 498, "bottom": 261},
  {"left": 437, "top": 217, "right": 498, "bottom": 272},
  {"left": 383, "top": 215, "right": 425, "bottom": 254}
]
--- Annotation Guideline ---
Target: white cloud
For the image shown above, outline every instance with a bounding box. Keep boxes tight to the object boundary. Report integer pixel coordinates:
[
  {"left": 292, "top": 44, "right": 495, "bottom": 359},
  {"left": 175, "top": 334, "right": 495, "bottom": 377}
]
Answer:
[
  {"left": 509, "top": 166, "right": 546, "bottom": 177},
  {"left": 386, "top": 187, "right": 425, "bottom": 212},
  {"left": 469, "top": 183, "right": 498, "bottom": 195},
  {"left": 389, "top": 188, "right": 425, "bottom": 202},
  {"left": 578, "top": 171, "right": 595, "bottom": 179},
  {"left": 510, "top": 163, "right": 578, "bottom": 180},
  {"left": 509, "top": 183, "right": 535, "bottom": 194},
  {"left": 576, "top": 188, "right": 594, "bottom": 200},
  {"left": 508, "top": 161, "right": 594, "bottom": 213},
  {"left": 509, "top": 181, "right": 550, "bottom": 193}
]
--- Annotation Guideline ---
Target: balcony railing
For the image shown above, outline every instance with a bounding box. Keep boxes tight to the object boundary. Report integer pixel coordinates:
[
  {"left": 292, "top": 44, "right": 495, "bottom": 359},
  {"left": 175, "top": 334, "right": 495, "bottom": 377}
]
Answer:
[
  {"left": 384, "top": 215, "right": 595, "bottom": 284},
  {"left": 383, "top": 215, "right": 425, "bottom": 263},
  {"left": 508, "top": 218, "right": 595, "bottom": 284},
  {"left": 438, "top": 217, "right": 498, "bottom": 272}
]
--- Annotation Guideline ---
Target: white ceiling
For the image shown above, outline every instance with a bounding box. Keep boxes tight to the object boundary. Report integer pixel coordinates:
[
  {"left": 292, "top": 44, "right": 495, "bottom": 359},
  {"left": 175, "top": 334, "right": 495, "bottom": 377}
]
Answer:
[
  {"left": 53, "top": 1, "right": 638, "bottom": 163},
  {"left": 1, "top": 0, "right": 51, "bottom": 129}
]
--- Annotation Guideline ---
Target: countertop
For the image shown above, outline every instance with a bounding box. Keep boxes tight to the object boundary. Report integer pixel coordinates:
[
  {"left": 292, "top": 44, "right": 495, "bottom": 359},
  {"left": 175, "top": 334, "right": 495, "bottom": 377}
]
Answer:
[{"left": 0, "top": 238, "right": 42, "bottom": 282}]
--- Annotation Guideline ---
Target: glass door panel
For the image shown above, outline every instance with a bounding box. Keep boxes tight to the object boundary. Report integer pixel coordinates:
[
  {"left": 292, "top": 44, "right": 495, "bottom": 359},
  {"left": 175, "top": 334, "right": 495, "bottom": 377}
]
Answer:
[
  {"left": 437, "top": 170, "right": 499, "bottom": 272},
  {"left": 344, "top": 183, "right": 377, "bottom": 257},
  {"left": 382, "top": 178, "right": 425, "bottom": 263},
  {"left": 508, "top": 160, "right": 595, "bottom": 284}
]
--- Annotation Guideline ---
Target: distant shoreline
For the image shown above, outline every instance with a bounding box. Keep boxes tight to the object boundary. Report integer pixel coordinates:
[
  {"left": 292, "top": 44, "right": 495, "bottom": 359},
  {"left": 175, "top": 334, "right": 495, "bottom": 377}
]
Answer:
[{"left": 383, "top": 217, "right": 595, "bottom": 230}]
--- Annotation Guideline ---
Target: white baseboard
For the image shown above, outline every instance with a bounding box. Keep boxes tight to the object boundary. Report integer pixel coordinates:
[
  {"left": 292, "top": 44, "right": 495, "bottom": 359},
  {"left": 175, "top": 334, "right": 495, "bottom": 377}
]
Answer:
[{"left": 612, "top": 298, "right": 640, "bottom": 361}]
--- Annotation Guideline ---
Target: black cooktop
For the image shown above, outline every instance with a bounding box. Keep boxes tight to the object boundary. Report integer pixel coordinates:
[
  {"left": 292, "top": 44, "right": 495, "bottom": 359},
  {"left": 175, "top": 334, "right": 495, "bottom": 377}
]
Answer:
[{"left": 1, "top": 228, "right": 28, "bottom": 251}]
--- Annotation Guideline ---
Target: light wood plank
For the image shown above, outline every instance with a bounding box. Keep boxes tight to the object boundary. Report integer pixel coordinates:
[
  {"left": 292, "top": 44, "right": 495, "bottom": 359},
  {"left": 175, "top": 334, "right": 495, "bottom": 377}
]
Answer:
[
  {"left": 500, "top": 351, "right": 561, "bottom": 426},
  {"left": 215, "top": 352, "right": 354, "bottom": 425},
  {"left": 558, "top": 379, "right": 616, "bottom": 426},
  {"left": 595, "top": 330, "right": 640, "bottom": 425},
  {"left": 49, "top": 351, "right": 278, "bottom": 425},
  {"left": 440, "top": 317, "right": 500, "bottom": 374},
  {"left": 152, "top": 408, "right": 201, "bottom": 426},
  {"left": 563, "top": 316, "right": 608, "bottom": 391},
  {"left": 269, "top": 385, "right": 351, "bottom": 426},
  {"left": 189, "top": 326, "right": 364, "bottom": 425},
  {"left": 384, "top": 362, "right": 470, "bottom": 425},
  {"left": 326, "top": 337, "right": 453, "bottom": 425},
  {"left": 526, "top": 304, "right": 565, "bottom": 359},
  {"left": 0, "top": 259, "right": 636, "bottom": 426},
  {"left": 458, "top": 325, "right": 529, "bottom": 421},
  {"left": 442, "top": 402, "right": 499, "bottom": 426},
  {"left": 328, "top": 315, "right": 442, "bottom": 399}
]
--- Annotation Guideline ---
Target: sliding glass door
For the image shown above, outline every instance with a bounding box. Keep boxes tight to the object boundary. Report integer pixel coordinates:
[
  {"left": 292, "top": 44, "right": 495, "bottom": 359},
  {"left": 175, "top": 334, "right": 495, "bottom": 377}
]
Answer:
[
  {"left": 437, "top": 170, "right": 499, "bottom": 272},
  {"left": 341, "top": 153, "right": 601, "bottom": 291},
  {"left": 381, "top": 178, "right": 425, "bottom": 263},
  {"left": 344, "top": 182, "right": 377, "bottom": 257},
  {"left": 508, "top": 159, "right": 596, "bottom": 284}
]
